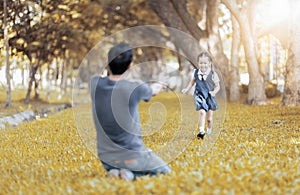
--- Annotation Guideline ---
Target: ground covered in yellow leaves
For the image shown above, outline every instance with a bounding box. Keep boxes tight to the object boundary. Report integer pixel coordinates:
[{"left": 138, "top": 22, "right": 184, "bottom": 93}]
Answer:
[
  {"left": 0, "top": 89, "right": 71, "bottom": 118},
  {"left": 0, "top": 93, "right": 299, "bottom": 194}
]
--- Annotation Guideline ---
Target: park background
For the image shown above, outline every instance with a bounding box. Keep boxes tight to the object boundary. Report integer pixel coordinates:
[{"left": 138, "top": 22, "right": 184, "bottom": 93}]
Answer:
[{"left": 0, "top": 0, "right": 300, "bottom": 194}]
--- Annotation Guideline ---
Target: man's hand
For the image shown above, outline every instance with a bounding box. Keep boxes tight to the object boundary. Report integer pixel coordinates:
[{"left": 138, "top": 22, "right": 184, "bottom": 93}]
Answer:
[
  {"left": 151, "top": 83, "right": 164, "bottom": 96},
  {"left": 181, "top": 88, "right": 189, "bottom": 94}
]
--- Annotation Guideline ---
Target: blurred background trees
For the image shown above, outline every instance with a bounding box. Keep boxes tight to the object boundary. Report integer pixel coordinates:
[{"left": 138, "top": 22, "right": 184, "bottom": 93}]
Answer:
[{"left": 0, "top": 0, "right": 299, "bottom": 106}]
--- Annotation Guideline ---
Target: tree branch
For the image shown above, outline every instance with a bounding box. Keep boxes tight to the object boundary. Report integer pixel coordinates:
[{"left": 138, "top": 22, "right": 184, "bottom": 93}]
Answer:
[
  {"left": 221, "top": 0, "right": 241, "bottom": 24},
  {"left": 171, "top": 0, "right": 207, "bottom": 39}
]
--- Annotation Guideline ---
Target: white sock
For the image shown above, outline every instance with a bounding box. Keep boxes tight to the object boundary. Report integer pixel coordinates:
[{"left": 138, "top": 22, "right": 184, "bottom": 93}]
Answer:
[
  {"left": 206, "top": 128, "right": 212, "bottom": 134},
  {"left": 199, "top": 126, "right": 205, "bottom": 133}
]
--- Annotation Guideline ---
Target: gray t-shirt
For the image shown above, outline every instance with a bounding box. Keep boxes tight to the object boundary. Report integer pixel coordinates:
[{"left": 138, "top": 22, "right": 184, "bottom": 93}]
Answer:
[{"left": 90, "top": 76, "right": 152, "bottom": 164}]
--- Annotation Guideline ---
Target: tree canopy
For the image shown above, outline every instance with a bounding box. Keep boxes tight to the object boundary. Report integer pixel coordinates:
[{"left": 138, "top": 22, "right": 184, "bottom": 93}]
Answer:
[{"left": 0, "top": 0, "right": 299, "bottom": 106}]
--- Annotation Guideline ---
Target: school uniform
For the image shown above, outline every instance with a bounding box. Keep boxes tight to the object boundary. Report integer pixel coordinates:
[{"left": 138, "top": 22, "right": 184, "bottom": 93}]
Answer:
[{"left": 193, "top": 69, "right": 219, "bottom": 112}]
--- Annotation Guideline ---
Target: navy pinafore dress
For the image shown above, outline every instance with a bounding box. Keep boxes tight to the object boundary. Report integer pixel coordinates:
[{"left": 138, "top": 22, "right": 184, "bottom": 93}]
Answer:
[{"left": 193, "top": 69, "right": 218, "bottom": 112}]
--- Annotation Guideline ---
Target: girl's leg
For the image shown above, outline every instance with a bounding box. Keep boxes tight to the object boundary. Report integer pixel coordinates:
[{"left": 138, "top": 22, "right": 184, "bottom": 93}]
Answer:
[
  {"left": 206, "top": 110, "right": 213, "bottom": 134},
  {"left": 199, "top": 109, "right": 206, "bottom": 132},
  {"left": 197, "top": 109, "right": 206, "bottom": 139}
]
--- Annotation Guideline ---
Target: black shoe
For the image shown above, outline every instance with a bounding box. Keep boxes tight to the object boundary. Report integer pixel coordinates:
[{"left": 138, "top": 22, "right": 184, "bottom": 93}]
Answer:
[{"left": 197, "top": 132, "right": 205, "bottom": 139}]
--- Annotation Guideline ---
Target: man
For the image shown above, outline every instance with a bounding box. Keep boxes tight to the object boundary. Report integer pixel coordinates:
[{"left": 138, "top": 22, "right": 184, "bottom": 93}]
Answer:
[{"left": 90, "top": 42, "right": 171, "bottom": 181}]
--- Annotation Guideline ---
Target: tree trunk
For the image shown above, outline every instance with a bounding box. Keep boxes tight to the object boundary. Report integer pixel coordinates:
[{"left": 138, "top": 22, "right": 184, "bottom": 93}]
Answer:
[
  {"left": 173, "top": 43, "right": 182, "bottom": 71},
  {"left": 34, "top": 67, "right": 40, "bottom": 100},
  {"left": 25, "top": 61, "right": 38, "bottom": 104},
  {"left": 148, "top": 0, "right": 206, "bottom": 68},
  {"left": 221, "top": 0, "right": 267, "bottom": 105},
  {"left": 38, "top": 63, "right": 43, "bottom": 90},
  {"left": 229, "top": 16, "right": 241, "bottom": 102},
  {"left": 246, "top": 0, "right": 265, "bottom": 83},
  {"left": 60, "top": 58, "right": 65, "bottom": 96},
  {"left": 34, "top": 54, "right": 43, "bottom": 100},
  {"left": 148, "top": 0, "right": 196, "bottom": 36},
  {"left": 282, "top": 0, "right": 300, "bottom": 106},
  {"left": 171, "top": 0, "right": 204, "bottom": 40},
  {"left": 67, "top": 58, "right": 73, "bottom": 97},
  {"left": 61, "top": 58, "right": 68, "bottom": 97},
  {"left": 206, "top": 0, "right": 230, "bottom": 93},
  {"left": 69, "top": 59, "right": 74, "bottom": 97},
  {"left": 22, "top": 64, "right": 25, "bottom": 86},
  {"left": 55, "top": 58, "right": 59, "bottom": 87},
  {"left": 46, "top": 63, "right": 50, "bottom": 100},
  {"left": 240, "top": 15, "right": 267, "bottom": 104},
  {"left": 4, "top": 0, "right": 11, "bottom": 108},
  {"left": 187, "top": 0, "right": 207, "bottom": 24}
]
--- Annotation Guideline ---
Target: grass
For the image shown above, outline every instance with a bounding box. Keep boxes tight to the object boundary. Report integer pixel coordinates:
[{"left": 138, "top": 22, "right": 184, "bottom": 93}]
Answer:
[
  {"left": 0, "top": 92, "right": 299, "bottom": 194},
  {"left": 0, "top": 88, "right": 72, "bottom": 118}
]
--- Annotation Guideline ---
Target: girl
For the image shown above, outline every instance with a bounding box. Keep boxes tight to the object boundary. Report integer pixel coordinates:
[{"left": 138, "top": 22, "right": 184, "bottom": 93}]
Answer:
[{"left": 182, "top": 51, "right": 220, "bottom": 139}]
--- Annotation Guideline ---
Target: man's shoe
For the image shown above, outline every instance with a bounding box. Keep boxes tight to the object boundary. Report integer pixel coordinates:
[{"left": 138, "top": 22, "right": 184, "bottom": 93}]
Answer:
[
  {"left": 197, "top": 132, "right": 205, "bottom": 139},
  {"left": 108, "top": 169, "right": 120, "bottom": 178},
  {"left": 120, "top": 169, "right": 135, "bottom": 181}
]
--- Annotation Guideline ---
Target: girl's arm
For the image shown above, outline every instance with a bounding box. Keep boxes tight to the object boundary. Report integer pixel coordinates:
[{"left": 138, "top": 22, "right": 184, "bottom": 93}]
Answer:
[
  {"left": 209, "top": 81, "right": 220, "bottom": 96},
  {"left": 182, "top": 79, "right": 195, "bottom": 94}
]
